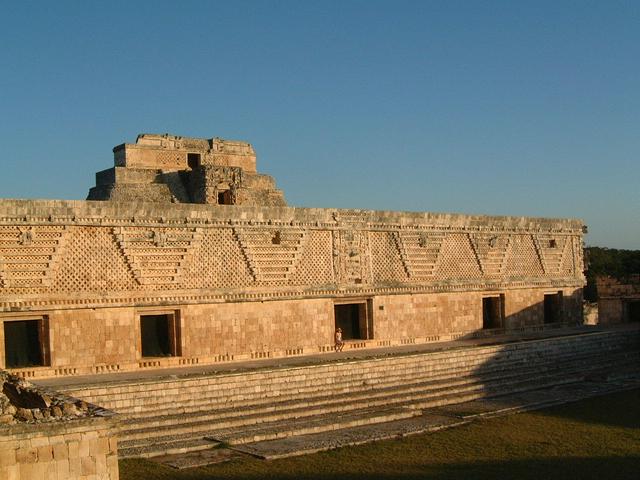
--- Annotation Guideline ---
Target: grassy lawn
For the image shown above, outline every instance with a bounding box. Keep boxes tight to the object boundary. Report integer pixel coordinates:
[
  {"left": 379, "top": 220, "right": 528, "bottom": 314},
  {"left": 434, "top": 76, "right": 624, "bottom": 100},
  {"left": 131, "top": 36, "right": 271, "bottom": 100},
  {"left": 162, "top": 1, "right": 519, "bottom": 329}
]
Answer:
[{"left": 120, "top": 388, "right": 640, "bottom": 480}]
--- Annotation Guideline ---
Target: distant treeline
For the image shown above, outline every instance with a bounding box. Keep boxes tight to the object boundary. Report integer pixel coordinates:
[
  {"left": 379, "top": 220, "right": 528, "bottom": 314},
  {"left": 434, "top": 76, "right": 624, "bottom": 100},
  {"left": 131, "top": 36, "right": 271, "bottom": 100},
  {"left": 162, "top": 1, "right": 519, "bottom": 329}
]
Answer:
[{"left": 584, "top": 246, "right": 640, "bottom": 301}]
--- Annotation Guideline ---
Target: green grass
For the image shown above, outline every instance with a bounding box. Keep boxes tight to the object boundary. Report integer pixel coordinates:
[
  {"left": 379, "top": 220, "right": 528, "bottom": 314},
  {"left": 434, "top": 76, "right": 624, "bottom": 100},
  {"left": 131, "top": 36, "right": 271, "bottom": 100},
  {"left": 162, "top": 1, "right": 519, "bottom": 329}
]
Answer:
[{"left": 120, "top": 389, "right": 640, "bottom": 480}]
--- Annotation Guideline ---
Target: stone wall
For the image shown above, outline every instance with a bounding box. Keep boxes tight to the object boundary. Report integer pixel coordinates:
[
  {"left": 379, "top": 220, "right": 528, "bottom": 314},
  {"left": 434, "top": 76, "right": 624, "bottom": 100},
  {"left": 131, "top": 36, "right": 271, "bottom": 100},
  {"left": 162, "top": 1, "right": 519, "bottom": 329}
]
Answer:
[
  {"left": 0, "top": 199, "right": 585, "bottom": 378},
  {"left": 596, "top": 275, "right": 640, "bottom": 324},
  {"left": 0, "top": 371, "right": 119, "bottom": 480},
  {"left": 88, "top": 134, "right": 285, "bottom": 205}
]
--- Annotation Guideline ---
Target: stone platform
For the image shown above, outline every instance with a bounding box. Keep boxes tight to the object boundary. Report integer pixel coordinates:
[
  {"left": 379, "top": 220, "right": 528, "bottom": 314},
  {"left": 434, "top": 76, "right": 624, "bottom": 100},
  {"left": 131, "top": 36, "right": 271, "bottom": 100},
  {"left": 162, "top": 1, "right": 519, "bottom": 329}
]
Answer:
[{"left": 38, "top": 324, "right": 640, "bottom": 460}]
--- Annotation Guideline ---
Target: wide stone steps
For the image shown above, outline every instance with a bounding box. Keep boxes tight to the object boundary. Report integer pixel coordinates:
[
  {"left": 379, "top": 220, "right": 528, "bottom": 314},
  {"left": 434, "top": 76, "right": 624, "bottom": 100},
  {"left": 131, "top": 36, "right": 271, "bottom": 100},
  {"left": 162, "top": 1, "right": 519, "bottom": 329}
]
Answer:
[
  {"left": 112, "top": 345, "right": 633, "bottom": 420},
  {"left": 120, "top": 406, "right": 420, "bottom": 458},
  {"left": 67, "top": 345, "right": 632, "bottom": 419},
  {"left": 60, "top": 330, "right": 639, "bottom": 458},
  {"left": 121, "top": 348, "right": 635, "bottom": 431},
  {"left": 114, "top": 351, "right": 638, "bottom": 456},
  {"left": 118, "top": 349, "right": 637, "bottom": 429},
  {"left": 118, "top": 359, "right": 598, "bottom": 446},
  {"left": 205, "top": 376, "right": 576, "bottom": 446},
  {"left": 118, "top": 369, "right": 638, "bottom": 458},
  {"left": 117, "top": 362, "right": 616, "bottom": 457},
  {"left": 67, "top": 334, "right": 633, "bottom": 414}
]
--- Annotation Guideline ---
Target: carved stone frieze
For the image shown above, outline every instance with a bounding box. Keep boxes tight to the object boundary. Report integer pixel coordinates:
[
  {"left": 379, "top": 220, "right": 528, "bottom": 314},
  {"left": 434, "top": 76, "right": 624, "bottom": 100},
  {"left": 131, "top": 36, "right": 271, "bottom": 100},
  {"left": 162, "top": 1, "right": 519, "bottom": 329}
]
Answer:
[
  {"left": 233, "top": 227, "right": 308, "bottom": 284},
  {"left": 0, "top": 226, "right": 68, "bottom": 289},
  {"left": 113, "top": 226, "right": 203, "bottom": 287},
  {"left": 469, "top": 233, "right": 512, "bottom": 276},
  {"left": 332, "top": 229, "right": 371, "bottom": 284}
]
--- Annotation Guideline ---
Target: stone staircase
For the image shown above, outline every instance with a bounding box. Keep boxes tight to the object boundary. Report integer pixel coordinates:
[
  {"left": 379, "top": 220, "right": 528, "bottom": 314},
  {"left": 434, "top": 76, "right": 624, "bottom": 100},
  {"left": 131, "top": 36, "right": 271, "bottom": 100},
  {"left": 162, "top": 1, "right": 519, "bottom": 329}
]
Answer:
[{"left": 60, "top": 330, "right": 640, "bottom": 458}]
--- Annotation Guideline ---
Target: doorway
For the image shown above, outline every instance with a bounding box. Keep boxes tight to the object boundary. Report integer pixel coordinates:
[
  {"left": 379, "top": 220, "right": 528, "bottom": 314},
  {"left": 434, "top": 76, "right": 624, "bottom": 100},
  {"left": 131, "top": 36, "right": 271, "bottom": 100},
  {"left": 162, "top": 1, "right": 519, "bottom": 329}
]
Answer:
[
  {"left": 544, "top": 292, "right": 563, "bottom": 324},
  {"left": 217, "top": 190, "right": 233, "bottom": 205},
  {"left": 4, "top": 319, "right": 46, "bottom": 368},
  {"left": 334, "top": 303, "right": 368, "bottom": 340},
  {"left": 187, "top": 153, "right": 201, "bottom": 169},
  {"left": 140, "top": 313, "right": 180, "bottom": 357},
  {"left": 482, "top": 295, "right": 504, "bottom": 329},
  {"left": 625, "top": 300, "right": 640, "bottom": 322}
]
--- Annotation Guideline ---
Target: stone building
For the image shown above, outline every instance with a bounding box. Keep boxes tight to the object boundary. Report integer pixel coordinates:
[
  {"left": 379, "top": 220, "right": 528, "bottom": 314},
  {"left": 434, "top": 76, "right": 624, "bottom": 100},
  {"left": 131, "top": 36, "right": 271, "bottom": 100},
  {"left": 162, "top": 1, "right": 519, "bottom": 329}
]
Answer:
[
  {"left": 596, "top": 275, "right": 640, "bottom": 324},
  {"left": 0, "top": 134, "right": 586, "bottom": 379}
]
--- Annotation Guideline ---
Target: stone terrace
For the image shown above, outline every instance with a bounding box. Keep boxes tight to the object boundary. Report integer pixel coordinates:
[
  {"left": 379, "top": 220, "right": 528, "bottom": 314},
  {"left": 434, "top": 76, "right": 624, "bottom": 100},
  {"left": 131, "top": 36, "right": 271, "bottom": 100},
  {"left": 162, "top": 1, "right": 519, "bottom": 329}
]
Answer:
[{"left": 38, "top": 324, "right": 640, "bottom": 459}]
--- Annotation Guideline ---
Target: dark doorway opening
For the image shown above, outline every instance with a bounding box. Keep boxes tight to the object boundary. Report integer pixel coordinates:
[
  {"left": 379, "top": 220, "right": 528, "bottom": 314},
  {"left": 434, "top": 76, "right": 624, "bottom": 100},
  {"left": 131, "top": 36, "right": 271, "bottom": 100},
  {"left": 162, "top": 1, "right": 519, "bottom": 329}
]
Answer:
[
  {"left": 141, "top": 314, "right": 179, "bottom": 357},
  {"left": 544, "top": 292, "right": 563, "bottom": 324},
  {"left": 334, "top": 303, "right": 367, "bottom": 340},
  {"left": 482, "top": 296, "right": 504, "bottom": 329},
  {"left": 217, "top": 190, "right": 233, "bottom": 205},
  {"left": 4, "top": 320, "right": 45, "bottom": 368},
  {"left": 187, "top": 153, "right": 201, "bottom": 169},
  {"left": 626, "top": 300, "right": 640, "bottom": 322}
]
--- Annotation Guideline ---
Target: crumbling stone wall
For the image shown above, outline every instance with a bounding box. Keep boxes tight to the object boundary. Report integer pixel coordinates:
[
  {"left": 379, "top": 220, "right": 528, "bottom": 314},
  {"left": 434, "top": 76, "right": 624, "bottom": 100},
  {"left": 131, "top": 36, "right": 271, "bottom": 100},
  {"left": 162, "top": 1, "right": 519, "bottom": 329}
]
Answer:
[
  {"left": 0, "top": 371, "right": 119, "bottom": 479},
  {"left": 87, "top": 133, "right": 286, "bottom": 205},
  {"left": 596, "top": 275, "right": 640, "bottom": 324}
]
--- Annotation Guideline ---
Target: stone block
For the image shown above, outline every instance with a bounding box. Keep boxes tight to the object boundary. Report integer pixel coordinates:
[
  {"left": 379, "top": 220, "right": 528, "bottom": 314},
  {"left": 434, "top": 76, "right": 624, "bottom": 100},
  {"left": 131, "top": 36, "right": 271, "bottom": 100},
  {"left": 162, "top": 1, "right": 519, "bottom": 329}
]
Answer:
[
  {"left": 52, "top": 442, "right": 68, "bottom": 461},
  {"left": 0, "top": 448, "right": 16, "bottom": 467},
  {"left": 78, "top": 439, "right": 90, "bottom": 458},
  {"left": 15, "top": 447, "right": 37, "bottom": 464},
  {"left": 1, "top": 465, "right": 19, "bottom": 480},
  {"left": 81, "top": 456, "right": 96, "bottom": 476},
  {"left": 36, "top": 445, "right": 53, "bottom": 462},
  {"left": 55, "top": 459, "right": 70, "bottom": 479},
  {"left": 68, "top": 441, "right": 80, "bottom": 458},
  {"left": 68, "top": 457, "right": 81, "bottom": 476}
]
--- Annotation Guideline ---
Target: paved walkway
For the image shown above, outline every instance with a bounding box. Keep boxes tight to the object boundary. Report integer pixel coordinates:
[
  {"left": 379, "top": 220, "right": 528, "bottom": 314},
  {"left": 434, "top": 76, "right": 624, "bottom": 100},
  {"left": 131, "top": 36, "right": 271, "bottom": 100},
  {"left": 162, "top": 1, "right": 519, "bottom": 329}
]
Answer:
[{"left": 38, "top": 323, "right": 639, "bottom": 390}]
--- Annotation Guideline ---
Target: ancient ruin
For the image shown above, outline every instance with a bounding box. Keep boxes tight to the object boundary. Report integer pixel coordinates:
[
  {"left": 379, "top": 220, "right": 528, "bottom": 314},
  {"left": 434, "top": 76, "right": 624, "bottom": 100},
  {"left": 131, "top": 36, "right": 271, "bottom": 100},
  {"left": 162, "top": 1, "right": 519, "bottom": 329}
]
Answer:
[
  {"left": 87, "top": 134, "right": 286, "bottom": 206},
  {"left": 0, "top": 371, "right": 118, "bottom": 479},
  {"left": 2, "top": 134, "right": 639, "bottom": 479},
  {"left": 0, "top": 133, "right": 587, "bottom": 378},
  {"left": 596, "top": 275, "right": 640, "bottom": 324}
]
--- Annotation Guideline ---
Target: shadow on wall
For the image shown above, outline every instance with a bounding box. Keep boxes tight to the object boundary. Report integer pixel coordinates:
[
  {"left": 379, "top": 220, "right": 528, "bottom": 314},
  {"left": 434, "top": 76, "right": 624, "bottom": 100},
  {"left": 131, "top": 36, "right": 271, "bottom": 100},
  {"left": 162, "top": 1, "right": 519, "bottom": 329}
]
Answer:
[
  {"left": 432, "top": 290, "right": 640, "bottom": 432},
  {"left": 453, "top": 290, "right": 583, "bottom": 343}
]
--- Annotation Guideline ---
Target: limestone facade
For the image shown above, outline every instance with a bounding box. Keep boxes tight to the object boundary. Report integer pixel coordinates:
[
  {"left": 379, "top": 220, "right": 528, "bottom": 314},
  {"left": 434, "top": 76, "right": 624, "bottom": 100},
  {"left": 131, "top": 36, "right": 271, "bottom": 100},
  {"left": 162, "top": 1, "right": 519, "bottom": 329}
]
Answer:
[
  {"left": 596, "top": 275, "right": 640, "bottom": 324},
  {"left": 0, "top": 134, "right": 586, "bottom": 379},
  {"left": 0, "top": 371, "right": 119, "bottom": 480},
  {"left": 87, "top": 133, "right": 285, "bottom": 206}
]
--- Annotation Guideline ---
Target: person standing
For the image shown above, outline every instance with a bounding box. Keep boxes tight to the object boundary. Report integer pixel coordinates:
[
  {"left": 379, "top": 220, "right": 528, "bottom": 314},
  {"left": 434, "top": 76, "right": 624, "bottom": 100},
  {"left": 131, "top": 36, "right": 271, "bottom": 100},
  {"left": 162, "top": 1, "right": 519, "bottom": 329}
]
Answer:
[{"left": 334, "top": 327, "right": 344, "bottom": 352}]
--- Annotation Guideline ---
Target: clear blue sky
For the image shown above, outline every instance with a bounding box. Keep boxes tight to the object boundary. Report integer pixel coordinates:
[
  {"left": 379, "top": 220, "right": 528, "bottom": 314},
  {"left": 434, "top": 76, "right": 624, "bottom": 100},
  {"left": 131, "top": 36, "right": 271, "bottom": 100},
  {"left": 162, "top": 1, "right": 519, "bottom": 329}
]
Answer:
[{"left": 0, "top": 1, "right": 638, "bottom": 249}]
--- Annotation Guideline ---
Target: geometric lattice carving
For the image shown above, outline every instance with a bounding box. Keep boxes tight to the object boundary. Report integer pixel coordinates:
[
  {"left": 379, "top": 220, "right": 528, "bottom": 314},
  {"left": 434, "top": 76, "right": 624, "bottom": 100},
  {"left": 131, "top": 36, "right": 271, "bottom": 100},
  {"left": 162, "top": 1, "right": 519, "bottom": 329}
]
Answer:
[
  {"left": 370, "top": 232, "right": 408, "bottom": 282},
  {"left": 185, "top": 228, "right": 253, "bottom": 289},
  {"left": 234, "top": 228, "right": 307, "bottom": 285},
  {"left": 469, "top": 234, "right": 512, "bottom": 276},
  {"left": 505, "top": 234, "right": 544, "bottom": 277},
  {"left": 435, "top": 233, "right": 482, "bottom": 279},
  {"left": 395, "top": 231, "right": 446, "bottom": 280},
  {"left": 289, "top": 230, "right": 334, "bottom": 286},
  {"left": 0, "top": 226, "right": 67, "bottom": 288},
  {"left": 113, "top": 227, "right": 203, "bottom": 286},
  {"left": 52, "top": 227, "right": 137, "bottom": 292},
  {"left": 0, "top": 218, "right": 585, "bottom": 304}
]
